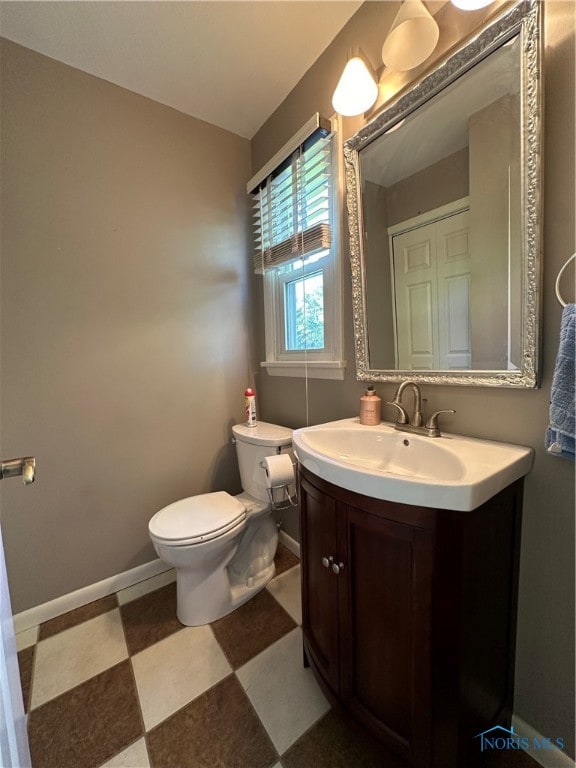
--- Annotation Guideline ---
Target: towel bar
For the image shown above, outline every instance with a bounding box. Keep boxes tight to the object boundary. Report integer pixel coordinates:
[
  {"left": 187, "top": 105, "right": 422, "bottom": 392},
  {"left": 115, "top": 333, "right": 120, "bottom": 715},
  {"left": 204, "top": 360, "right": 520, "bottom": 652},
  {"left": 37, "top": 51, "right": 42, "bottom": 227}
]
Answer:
[{"left": 555, "top": 253, "right": 575, "bottom": 307}]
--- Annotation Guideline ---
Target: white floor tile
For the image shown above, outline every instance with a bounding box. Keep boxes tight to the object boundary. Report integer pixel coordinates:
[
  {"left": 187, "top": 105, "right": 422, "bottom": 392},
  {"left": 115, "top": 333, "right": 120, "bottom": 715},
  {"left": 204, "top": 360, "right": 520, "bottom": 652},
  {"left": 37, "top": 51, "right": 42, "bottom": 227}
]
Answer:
[
  {"left": 116, "top": 569, "right": 176, "bottom": 605},
  {"left": 15, "top": 625, "right": 38, "bottom": 651},
  {"left": 31, "top": 609, "right": 128, "bottom": 709},
  {"left": 132, "top": 625, "right": 232, "bottom": 731},
  {"left": 236, "top": 627, "right": 330, "bottom": 755},
  {"left": 100, "top": 738, "right": 150, "bottom": 768},
  {"left": 267, "top": 565, "right": 302, "bottom": 624}
]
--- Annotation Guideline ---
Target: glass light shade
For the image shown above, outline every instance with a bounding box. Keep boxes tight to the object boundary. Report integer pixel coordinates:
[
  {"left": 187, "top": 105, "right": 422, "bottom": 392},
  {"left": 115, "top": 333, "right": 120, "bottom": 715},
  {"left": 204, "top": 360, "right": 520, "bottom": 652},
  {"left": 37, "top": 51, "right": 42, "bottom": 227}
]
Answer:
[
  {"left": 382, "top": 0, "right": 439, "bottom": 72},
  {"left": 332, "top": 57, "right": 378, "bottom": 117},
  {"left": 450, "top": 0, "right": 493, "bottom": 8}
]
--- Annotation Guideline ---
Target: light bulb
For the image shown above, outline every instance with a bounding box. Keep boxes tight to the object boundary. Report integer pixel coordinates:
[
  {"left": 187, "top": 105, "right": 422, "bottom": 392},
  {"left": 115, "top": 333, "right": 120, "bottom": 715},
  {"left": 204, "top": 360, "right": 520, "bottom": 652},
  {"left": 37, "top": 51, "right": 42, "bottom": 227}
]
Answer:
[
  {"left": 332, "top": 57, "right": 378, "bottom": 117},
  {"left": 382, "top": 0, "right": 439, "bottom": 72}
]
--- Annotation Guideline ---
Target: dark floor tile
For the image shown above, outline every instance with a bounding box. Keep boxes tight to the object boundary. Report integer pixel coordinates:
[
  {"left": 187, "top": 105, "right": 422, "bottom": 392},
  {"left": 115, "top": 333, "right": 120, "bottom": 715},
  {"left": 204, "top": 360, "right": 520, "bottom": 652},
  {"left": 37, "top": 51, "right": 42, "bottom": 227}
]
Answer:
[
  {"left": 119, "top": 582, "right": 182, "bottom": 655},
  {"left": 283, "top": 711, "right": 546, "bottom": 768},
  {"left": 211, "top": 588, "right": 297, "bottom": 668},
  {"left": 17, "top": 645, "right": 35, "bottom": 714},
  {"left": 282, "top": 708, "right": 406, "bottom": 768},
  {"left": 147, "top": 674, "right": 278, "bottom": 768},
  {"left": 274, "top": 543, "right": 299, "bottom": 576},
  {"left": 28, "top": 660, "right": 142, "bottom": 768},
  {"left": 38, "top": 594, "right": 118, "bottom": 640}
]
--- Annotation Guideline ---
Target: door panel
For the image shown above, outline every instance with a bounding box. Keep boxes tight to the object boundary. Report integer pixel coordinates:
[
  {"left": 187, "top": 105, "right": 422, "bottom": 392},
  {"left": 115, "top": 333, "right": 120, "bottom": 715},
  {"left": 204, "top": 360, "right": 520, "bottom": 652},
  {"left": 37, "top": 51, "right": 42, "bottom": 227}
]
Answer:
[
  {"left": 299, "top": 477, "right": 340, "bottom": 692},
  {"left": 436, "top": 211, "right": 471, "bottom": 369},
  {"left": 341, "top": 505, "right": 433, "bottom": 764},
  {"left": 393, "top": 223, "right": 438, "bottom": 370},
  {"left": 392, "top": 209, "right": 471, "bottom": 370}
]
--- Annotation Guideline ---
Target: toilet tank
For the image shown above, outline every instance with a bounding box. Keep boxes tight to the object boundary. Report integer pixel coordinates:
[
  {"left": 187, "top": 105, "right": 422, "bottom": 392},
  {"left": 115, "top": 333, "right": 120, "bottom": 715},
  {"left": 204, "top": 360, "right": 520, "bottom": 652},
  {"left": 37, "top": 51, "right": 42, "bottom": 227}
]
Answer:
[{"left": 232, "top": 422, "right": 293, "bottom": 502}]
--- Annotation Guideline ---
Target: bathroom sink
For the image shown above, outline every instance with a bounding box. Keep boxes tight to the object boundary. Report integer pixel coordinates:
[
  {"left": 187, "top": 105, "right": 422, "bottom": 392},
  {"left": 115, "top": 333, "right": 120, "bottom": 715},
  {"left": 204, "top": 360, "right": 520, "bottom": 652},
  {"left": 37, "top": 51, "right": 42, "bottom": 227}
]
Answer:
[{"left": 292, "top": 418, "right": 533, "bottom": 511}]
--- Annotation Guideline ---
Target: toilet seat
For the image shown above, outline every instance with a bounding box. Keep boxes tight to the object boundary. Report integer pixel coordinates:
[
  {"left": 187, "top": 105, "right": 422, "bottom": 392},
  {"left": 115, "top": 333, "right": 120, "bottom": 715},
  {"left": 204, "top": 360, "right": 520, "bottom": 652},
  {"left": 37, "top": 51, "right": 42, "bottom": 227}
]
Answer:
[{"left": 149, "top": 491, "right": 246, "bottom": 547}]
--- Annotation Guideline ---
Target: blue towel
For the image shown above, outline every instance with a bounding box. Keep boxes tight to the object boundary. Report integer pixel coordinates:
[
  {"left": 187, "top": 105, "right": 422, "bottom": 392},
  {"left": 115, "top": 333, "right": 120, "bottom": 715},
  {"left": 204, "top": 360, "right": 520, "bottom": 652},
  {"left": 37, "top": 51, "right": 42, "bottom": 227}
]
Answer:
[{"left": 546, "top": 303, "right": 575, "bottom": 460}]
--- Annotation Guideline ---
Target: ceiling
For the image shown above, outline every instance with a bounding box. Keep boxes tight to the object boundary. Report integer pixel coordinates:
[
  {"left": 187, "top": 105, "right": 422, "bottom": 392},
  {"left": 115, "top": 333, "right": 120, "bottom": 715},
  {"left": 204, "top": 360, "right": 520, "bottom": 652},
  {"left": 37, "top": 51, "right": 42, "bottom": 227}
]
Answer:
[{"left": 0, "top": 1, "right": 362, "bottom": 139}]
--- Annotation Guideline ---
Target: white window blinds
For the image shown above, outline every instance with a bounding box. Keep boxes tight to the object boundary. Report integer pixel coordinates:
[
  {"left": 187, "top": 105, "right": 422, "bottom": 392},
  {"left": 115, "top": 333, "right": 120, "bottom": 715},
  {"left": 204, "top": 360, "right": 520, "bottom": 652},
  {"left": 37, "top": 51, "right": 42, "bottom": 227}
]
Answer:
[{"left": 251, "top": 118, "right": 333, "bottom": 274}]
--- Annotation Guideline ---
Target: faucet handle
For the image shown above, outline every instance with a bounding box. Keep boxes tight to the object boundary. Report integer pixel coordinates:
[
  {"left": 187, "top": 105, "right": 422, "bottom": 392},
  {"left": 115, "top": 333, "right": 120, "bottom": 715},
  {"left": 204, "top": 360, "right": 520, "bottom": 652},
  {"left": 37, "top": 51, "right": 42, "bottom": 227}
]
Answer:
[
  {"left": 385, "top": 401, "right": 410, "bottom": 424},
  {"left": 425, "top": 409, "right": 456, "bottom": 437}
]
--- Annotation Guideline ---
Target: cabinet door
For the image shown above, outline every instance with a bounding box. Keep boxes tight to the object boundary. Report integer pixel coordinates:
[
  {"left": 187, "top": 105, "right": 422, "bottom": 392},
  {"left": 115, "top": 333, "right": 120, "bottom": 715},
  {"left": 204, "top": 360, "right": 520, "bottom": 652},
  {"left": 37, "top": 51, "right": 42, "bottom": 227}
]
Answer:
[
  {"left": 340, "top": 504, "right": 434, "bottom": 765},
  {"left": 299, "top": 475, "right": 340, "bottom": 693}
]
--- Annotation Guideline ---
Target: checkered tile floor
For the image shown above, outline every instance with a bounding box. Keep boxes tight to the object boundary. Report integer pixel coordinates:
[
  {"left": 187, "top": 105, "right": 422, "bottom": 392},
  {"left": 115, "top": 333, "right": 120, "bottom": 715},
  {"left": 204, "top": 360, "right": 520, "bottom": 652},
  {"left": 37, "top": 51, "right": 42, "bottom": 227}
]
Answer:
[
  {"left": 16, "top": 546, "right": 389, "bottom": 768},
  {"left": 16, "top": 545, "right": 540, "bottom": 768}
]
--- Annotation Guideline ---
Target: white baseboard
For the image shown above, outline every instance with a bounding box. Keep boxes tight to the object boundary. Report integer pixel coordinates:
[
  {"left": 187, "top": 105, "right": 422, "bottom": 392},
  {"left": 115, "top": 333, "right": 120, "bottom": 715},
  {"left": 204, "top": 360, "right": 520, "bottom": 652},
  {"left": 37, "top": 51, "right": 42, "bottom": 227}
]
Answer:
[
  {"left": 279, "top": 530, "right": 300, "bottom": 559},
  {"left": 512, "top": 714, "right": 575, "bottom": 768},
  {"left": 13, "top": 536, "right": 300, "bottom": 635},
  {"left": 13, "top": 558, "right": 172, "bottom": 634}
]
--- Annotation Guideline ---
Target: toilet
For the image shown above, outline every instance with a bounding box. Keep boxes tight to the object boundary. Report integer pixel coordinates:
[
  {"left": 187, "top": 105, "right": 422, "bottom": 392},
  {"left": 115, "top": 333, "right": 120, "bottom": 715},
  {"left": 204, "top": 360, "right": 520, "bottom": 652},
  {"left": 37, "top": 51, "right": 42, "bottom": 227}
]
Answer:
[{"left": 148, "top": 421, "right": 294, "bottom": 626}]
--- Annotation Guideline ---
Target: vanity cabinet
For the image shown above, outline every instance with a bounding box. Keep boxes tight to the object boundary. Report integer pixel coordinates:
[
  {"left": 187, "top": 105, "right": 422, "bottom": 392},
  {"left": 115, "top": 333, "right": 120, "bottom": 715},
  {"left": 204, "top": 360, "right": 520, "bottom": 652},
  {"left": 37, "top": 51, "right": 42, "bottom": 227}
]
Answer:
[{"left": 298, "top": 465, "right": 523, "bottom": 768}]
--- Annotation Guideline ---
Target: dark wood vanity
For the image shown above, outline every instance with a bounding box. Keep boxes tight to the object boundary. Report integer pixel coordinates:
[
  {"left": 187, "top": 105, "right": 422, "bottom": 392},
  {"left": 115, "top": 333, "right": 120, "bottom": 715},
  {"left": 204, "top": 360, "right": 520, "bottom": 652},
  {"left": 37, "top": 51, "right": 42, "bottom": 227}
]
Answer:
[{"left": 298, "top": 464, "right": 523, "bottom": 768}]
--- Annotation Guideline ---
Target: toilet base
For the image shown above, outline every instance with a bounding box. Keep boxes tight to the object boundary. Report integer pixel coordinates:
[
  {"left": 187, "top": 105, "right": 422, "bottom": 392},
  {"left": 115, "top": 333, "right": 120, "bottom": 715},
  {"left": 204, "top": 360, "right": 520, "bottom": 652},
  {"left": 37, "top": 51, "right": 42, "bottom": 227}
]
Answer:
[
  {"left": 229, "top": 560, "right": 276, "bottom": 609},
  {"left": 176, "top": 560, "right": 276, "bottom": 626},
  {"left": 153, "top": 495, "right": 281, "bottom": 627}
]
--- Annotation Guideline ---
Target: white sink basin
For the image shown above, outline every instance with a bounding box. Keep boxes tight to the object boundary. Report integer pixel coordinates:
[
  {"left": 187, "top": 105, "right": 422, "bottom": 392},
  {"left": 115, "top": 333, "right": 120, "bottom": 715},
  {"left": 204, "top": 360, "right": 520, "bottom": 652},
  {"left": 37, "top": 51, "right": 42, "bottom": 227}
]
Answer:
[{"left": 292, "top": 418, "right": 533, "bottom": 511}]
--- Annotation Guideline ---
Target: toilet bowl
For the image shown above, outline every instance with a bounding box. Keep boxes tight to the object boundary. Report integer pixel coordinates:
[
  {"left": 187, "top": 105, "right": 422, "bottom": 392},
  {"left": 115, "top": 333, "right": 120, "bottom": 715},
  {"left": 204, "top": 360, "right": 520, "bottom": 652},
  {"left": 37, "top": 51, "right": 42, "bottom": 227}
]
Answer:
[{"left": 148, "top": 421, "right": 294, "bottom": 626}]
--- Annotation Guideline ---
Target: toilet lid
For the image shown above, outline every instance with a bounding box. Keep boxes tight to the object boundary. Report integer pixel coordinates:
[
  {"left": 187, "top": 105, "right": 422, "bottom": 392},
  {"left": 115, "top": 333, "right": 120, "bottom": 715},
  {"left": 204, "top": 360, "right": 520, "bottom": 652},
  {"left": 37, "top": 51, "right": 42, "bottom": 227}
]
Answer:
[
  {"left": 232, "top": 422, "right": 292, "bottom": 447},
  {"left": 149, "top": 491, "right": 246, "bottom": 545}
]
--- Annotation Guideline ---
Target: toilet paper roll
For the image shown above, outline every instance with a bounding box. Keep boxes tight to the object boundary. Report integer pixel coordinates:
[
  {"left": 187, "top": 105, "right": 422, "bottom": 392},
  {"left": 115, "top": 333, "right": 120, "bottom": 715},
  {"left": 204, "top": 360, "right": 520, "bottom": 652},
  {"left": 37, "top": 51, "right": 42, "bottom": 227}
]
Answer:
[{"left": 261, "top": 453, "right": 295, "bottom": 489}]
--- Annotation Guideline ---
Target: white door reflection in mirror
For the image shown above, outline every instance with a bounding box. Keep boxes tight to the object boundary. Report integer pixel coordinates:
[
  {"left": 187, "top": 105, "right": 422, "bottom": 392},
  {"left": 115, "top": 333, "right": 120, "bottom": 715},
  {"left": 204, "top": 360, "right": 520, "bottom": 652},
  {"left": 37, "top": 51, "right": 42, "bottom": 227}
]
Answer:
[{"left": 391, "top": 206, "right": 471, "bottom": 370}]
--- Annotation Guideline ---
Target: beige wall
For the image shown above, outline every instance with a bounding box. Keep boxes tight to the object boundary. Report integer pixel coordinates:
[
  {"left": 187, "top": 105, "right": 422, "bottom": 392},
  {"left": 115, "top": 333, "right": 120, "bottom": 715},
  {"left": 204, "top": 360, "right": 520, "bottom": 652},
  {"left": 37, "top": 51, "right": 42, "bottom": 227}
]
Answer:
[
  {"left": 250, "top": 0, "right": 575, "bottom": 757},
  {"left": 362, "top": 181, "right": 394, "bottom": 370},
  {"left": 469, "top": 95, "right": 520, "bottom": 368},
  {"left": 386, "top": 146, "right": 469, "bottom": 227},
  {"left": 0, "top": 39, "right": 252, "bottom": 612}
]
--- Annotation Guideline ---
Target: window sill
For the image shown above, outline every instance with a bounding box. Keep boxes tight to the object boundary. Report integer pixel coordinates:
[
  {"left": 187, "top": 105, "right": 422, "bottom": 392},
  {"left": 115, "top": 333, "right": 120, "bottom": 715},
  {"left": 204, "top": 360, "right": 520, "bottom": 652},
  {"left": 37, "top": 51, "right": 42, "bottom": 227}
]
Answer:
[{"left": 261, "top": 360, "right": 347, "bottom": 380}]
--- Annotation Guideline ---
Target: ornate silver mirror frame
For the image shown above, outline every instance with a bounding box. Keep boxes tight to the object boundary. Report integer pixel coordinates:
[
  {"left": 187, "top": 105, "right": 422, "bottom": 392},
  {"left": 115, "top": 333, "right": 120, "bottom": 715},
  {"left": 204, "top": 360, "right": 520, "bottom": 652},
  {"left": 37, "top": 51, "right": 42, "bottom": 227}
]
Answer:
[{"left": 344, "top": 0, "right": 542, "bottom": 387}]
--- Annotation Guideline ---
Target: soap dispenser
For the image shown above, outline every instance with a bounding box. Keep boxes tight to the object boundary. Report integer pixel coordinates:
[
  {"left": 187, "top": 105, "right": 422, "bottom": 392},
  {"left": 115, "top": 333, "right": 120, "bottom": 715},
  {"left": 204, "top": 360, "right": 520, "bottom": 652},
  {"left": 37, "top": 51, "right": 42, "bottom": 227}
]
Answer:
[{"left": 359, "top": 385, "right": 381, "bottom": 426}]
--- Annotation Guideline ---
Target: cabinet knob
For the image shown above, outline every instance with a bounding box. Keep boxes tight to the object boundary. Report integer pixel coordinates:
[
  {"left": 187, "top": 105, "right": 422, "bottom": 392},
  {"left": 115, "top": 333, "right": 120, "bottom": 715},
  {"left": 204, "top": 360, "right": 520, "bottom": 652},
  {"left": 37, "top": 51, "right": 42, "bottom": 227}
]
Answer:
[
  {"left": 321, "top": 556, "right": 334, "bottom": 568},
  {"left": 332, "top": 562, "right": 345, "bottom": 575}
]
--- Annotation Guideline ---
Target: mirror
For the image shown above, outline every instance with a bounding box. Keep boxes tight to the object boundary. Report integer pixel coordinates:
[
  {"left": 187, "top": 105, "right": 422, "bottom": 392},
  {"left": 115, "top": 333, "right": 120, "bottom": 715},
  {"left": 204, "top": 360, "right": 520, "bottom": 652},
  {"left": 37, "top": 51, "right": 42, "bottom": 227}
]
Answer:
[{"left": 344, "top": 0, "right": 542, "bottom": 387}]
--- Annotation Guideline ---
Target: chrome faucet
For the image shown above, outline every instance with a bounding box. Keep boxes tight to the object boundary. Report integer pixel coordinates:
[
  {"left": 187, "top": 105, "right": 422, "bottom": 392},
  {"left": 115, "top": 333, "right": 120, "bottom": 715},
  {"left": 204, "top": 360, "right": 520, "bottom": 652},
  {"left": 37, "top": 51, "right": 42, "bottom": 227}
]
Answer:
[
  {"left": 390, "top": 381, "right": 424, "bottom": 426},
  {"left": 386, "top": 381, "right": 455, "bottom": 438}
]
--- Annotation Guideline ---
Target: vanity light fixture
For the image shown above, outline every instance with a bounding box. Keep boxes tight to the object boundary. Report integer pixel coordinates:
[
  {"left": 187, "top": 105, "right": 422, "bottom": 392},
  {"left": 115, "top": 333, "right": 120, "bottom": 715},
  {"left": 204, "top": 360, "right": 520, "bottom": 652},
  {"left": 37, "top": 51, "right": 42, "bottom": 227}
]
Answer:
[
  {"left": 450, "top": 0, "right": 494, "bottom": 9},
  {"left": 331, "top": 48, "right": 379, "bottom": 117},
  {"left": 381, "top": 0, "right": 439, "bottom": 72}
]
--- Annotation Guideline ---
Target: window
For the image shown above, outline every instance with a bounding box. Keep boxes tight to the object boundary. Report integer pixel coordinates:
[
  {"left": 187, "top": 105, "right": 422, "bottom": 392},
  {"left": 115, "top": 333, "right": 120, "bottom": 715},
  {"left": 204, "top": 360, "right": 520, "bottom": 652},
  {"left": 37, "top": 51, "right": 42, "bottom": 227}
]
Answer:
[{"left": 248, "top": 114, "right": 345, "bottom": 379}]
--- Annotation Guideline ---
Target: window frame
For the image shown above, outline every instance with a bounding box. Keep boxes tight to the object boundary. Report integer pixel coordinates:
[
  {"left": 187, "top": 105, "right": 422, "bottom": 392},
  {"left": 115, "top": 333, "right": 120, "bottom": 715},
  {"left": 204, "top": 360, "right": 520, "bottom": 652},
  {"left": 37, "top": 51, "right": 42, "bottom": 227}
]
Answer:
[{"left": 257, "top": 116, "right": 346, "bottom": 380}]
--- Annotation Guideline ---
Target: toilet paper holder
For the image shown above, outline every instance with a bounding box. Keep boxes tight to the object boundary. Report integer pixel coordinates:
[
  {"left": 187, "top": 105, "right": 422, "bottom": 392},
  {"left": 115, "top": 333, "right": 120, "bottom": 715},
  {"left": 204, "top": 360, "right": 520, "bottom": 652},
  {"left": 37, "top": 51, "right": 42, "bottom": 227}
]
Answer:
[{"left": 260, "top": 458, "right": 298, "bottom": 511}]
